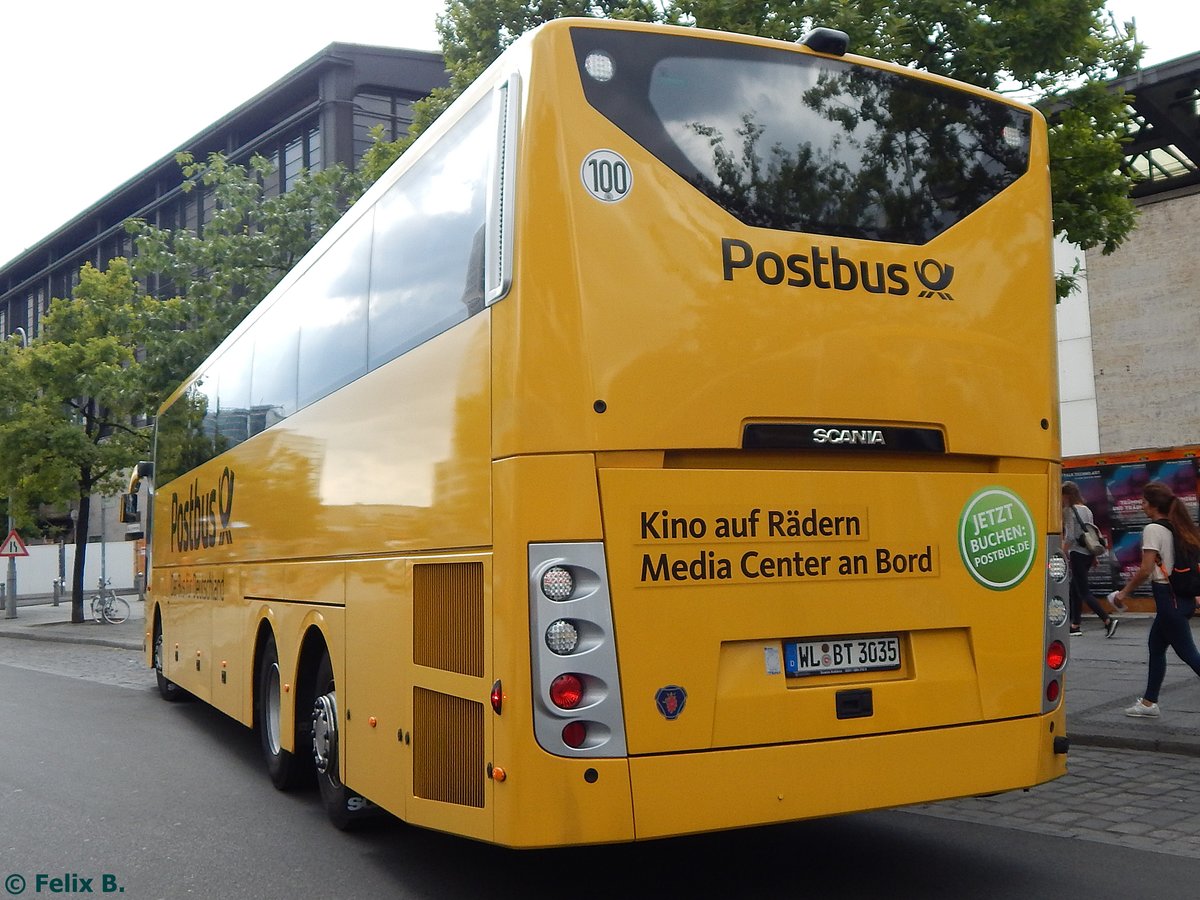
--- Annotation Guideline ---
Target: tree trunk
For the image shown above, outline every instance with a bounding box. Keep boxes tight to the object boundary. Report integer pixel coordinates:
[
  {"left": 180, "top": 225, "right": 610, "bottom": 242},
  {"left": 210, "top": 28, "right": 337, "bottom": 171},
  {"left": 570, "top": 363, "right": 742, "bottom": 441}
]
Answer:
[{"left": 70, "top": 493, "right": 91, "bottom": 624}]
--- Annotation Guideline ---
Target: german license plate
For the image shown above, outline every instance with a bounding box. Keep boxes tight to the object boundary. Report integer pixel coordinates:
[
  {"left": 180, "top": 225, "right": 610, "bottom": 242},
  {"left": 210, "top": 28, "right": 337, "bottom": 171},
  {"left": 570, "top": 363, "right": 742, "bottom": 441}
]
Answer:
[{"left": 784, "top": 635, "right": 900, "bottom": 677}]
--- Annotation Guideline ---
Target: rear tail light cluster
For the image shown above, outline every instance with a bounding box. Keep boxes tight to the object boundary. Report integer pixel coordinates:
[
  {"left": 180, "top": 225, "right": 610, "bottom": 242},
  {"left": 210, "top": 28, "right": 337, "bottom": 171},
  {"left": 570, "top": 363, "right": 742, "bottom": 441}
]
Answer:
[
  {"left": 528, "top": 544, "right": 627, "bottom": 757},
  {"left": 1043, "top": 537, "right": 1070, "bottom": 714}
]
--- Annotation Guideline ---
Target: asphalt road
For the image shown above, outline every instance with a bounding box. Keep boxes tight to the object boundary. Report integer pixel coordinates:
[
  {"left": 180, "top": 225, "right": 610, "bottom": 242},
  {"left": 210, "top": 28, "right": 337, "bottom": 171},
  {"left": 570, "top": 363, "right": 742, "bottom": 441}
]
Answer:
[{"left": 2, "top": 643, "right": 1199, "bottom": 899}]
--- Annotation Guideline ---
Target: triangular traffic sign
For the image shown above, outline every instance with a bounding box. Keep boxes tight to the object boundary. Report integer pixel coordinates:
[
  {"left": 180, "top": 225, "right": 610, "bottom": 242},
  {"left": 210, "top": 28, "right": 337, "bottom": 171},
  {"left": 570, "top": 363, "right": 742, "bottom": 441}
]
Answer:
[{"left": 0, "top": 529, "right": 28, "bottom": 557}]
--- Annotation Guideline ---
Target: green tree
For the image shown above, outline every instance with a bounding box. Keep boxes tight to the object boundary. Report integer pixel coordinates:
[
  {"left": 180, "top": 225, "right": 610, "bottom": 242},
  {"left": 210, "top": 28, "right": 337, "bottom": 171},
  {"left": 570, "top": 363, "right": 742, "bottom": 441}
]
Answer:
[
  {"left": 0, "top": 151, "right": 359, "bottom": 624},
  {"left": 396, "top": 0, "right": 1142, "bottom": 298},
  {"left": 0, "top": 260, "right": 181, "bottom": 623}
]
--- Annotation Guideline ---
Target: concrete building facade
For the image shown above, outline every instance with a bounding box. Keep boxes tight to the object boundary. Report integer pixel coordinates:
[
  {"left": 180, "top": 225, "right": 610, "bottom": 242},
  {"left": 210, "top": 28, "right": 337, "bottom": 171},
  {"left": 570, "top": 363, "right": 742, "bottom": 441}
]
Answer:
[{"left": 1060, "top": 50, "right": 1200, "bottom": 459}]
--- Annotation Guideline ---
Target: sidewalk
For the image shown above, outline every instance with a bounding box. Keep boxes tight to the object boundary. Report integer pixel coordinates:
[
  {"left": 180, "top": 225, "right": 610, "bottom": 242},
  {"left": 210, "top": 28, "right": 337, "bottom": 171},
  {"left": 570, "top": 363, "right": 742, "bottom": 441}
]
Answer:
[
  {"left": 0, "top": 594, "right": 145, "bottom": 651},
  {"left": 1063, "top": 613, "right": 1200, "bottom": 756},
  {"left": 2, "top": 600, "right": 1200, "bottom": 756}
]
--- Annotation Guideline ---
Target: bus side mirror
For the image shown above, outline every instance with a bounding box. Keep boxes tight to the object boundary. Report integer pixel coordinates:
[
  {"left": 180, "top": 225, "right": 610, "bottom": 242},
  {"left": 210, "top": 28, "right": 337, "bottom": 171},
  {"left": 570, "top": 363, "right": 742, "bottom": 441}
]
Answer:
[{"left": 119, "top": 492, "right": 139, "bottom": 524}]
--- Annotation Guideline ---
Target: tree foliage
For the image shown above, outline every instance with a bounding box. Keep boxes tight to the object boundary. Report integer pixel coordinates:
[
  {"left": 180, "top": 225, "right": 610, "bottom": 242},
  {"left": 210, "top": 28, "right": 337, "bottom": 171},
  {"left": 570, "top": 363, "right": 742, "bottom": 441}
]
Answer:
[
  {"left": 0, "top": 260, "right": 180, "bottom": 621},
  {"left": 127, "top": 152, "right": 366, "bottom": 375},
  {"left": 0, "top": 151, "right": 364, "bottom": 621},
  {"left": 391, "top": 0, "right": 1143, "bottom": 297}
]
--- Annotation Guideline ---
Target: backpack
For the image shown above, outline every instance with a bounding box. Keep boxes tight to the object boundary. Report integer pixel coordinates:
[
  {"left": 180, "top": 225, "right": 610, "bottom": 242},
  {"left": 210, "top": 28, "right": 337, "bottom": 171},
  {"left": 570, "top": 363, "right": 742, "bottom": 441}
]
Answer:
[{"left": 1153, "top": 519, "right": 1200, "bottom": 599}]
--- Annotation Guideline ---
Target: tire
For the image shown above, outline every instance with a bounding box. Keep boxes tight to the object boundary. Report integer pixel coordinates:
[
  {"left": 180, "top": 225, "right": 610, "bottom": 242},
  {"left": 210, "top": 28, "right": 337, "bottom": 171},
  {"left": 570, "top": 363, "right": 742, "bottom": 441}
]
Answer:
[
  {"left": 153, "top": 618, "right": 191, "bottom": 702},
  {"left": 91, "top": 596, "right": 104, "bottom": 623},
  {"left": 104, "top": 596, "right": 130, "bottom": 625},
  {"left": 257, "top": 633, "right": 311, "bottom": 790},
  {"left": 312, "top": 650, "right": 379, "bottom": 830}
]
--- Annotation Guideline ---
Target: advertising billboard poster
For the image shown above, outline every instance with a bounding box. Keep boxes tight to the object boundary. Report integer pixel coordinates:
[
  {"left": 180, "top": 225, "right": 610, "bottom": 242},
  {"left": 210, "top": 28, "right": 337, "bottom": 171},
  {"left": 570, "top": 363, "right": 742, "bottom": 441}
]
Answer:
[{"left": 1064, "top": 449, "right": 1200, "bottom": 599}]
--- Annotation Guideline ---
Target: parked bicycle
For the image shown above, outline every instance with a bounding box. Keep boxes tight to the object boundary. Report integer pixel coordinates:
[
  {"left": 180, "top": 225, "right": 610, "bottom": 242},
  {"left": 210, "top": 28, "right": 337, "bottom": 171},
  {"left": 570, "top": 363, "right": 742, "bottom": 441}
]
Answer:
[{"left": 91, "top": 578, "right": 131, "bottom": 625}]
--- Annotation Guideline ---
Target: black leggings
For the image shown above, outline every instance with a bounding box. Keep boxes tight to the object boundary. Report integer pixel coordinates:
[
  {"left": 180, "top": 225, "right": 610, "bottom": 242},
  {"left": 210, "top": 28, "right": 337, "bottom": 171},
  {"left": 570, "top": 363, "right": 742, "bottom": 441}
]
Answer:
[
  {"left": 1143, "top": 582, "right": 1200, "bottom": 703},
  {"left": 1068, "top": 550, "right": 1108, "bottom": 627}
]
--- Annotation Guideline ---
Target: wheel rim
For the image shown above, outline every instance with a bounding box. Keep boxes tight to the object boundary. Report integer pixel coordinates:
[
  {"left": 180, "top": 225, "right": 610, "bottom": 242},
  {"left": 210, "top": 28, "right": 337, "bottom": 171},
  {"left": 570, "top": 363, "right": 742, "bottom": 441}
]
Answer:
[
  {"left": 154, "top": 632, "right": 164, "bottom": 674},
  {"left": 265, "top": 663, "right": 283, "bottom": 756},
  {"left": 312, "top": 691, "right": 337, "bottom": 776}
]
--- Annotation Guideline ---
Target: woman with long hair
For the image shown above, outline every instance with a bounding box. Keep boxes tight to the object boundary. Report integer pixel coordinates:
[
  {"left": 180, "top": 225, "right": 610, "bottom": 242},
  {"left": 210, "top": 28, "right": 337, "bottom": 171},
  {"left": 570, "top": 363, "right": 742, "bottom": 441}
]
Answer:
[
  {"left": 1061, "top": 481, "right": 1118, "bottom": 637},
  {"left": 1113, "top": 480, "right": 1200, "bottom": 717}
]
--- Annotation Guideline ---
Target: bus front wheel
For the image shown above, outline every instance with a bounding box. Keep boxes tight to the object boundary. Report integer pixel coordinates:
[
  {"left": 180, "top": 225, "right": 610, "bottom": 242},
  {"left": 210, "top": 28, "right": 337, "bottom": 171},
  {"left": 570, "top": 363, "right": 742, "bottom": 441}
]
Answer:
[
  {"left": 153, "top": 618, "right": 190, "bottom": 703},
  {"left": 312, "top": 650, "right": 379, "bottom": 830}
]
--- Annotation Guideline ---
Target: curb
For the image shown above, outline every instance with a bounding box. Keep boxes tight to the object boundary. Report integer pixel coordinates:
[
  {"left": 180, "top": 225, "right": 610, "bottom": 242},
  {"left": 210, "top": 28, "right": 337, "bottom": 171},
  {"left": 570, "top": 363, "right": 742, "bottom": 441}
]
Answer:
[
  {"left": 1068, "top": 729, "right": 1200, "bottom": 758},
  {"left": 0, "top": 626, "right": 142, "bottom": 652}
]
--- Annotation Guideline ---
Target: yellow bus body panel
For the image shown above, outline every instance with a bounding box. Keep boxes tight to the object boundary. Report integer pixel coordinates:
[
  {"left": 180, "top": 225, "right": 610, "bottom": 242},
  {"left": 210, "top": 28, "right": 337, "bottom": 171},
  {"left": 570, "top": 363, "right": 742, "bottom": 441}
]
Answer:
[
  {"left": 627, "top": 716, "right": 1057, "bottom": 841},
  {"left": 599, "top": 469, "right": 1049, "bottom": 753},
  {"left": 493, "top": 23, "right": 1058, "bottom": 463},
  {"left": 146, "top": 19, "right": 1066, "bottom": 848}
]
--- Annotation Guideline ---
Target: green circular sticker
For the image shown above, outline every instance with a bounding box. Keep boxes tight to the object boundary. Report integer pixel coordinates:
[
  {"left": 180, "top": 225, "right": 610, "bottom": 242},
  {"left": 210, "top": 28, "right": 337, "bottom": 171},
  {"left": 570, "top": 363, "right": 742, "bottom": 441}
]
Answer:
[{"left": 958, "top": 487, "right": 1037, "bottom": 590}]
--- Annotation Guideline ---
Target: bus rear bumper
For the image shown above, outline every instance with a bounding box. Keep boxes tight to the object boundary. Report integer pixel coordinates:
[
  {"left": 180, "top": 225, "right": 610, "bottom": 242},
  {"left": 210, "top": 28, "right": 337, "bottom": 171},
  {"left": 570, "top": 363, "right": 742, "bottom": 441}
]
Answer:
[{"left": 628, "top": 714, "right": 1066, "bottom": 840}]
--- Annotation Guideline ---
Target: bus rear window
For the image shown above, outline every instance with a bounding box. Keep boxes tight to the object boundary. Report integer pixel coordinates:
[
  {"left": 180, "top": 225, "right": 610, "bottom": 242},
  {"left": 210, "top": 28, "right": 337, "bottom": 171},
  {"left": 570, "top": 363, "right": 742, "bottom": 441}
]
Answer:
[{"left": 572, "top": 27, "right": 1031, "bottom": 244}]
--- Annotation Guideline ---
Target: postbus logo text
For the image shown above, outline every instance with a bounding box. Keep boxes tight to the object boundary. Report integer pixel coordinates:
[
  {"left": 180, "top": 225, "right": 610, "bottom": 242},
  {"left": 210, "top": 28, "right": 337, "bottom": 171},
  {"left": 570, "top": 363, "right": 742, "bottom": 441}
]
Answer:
[
  {"left": 170, "top": 467, "right": 236, "bottom": 553},
  {"left": 721, "top": 237, "right": 955, "bottom": 300}
]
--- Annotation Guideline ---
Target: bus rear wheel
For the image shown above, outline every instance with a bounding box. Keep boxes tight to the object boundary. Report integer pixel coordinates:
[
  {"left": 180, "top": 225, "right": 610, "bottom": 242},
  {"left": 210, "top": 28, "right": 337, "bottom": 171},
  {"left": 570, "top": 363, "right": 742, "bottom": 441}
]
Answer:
[
  {"left": 257, "top": 632, "right": 311, "bottom": 790},
  {"left": 312, "top": 650, "right": 379, "bottom": 830}
]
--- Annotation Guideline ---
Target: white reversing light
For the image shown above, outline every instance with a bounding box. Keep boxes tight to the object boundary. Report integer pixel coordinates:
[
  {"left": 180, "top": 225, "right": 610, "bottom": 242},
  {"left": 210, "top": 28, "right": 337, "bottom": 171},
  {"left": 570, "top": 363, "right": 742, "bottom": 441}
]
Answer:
[
  {"left": 1047, "top": 553, "right": 1069, "bottom": 584},
  {"left": 542, "top": 565, "right": 575, "bottom": 601},
  {"left": 546, "top": 619, "right": 580, "bottom": 655},
  {"left": 1047, "top": 596, "right": 1068, "bottom": 628},
  {"left": 584, "top": 50, "right": 615, "bottom": 82}
]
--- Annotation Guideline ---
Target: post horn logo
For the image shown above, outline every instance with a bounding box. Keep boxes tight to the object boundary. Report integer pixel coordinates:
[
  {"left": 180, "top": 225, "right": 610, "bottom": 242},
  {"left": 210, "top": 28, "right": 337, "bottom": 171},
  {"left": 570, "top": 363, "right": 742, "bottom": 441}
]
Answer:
[{"left": 915, "top": 259, "right": 955, "bottom": 300}]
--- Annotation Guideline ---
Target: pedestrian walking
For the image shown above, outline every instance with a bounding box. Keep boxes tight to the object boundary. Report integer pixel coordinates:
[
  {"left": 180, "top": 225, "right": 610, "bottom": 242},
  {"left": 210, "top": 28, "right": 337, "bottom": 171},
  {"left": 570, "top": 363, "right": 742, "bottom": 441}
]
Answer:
[
  {"left": 1062, "top": 481, "right": 1118, "bottom": 637},
  {"left": 1112, "top": 480, "right": 1200, "bottom": 718}
]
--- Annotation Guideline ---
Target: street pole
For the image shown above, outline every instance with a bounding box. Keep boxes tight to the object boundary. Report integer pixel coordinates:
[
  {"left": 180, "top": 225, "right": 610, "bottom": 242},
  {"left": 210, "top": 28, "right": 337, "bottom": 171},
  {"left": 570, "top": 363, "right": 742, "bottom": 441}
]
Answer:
[
  {"left": 5, "top": 327, "right": 25, "bottom": 620},
  {"left": 5, "top": 496, "right": 15, "bottom": 619},
  {"left": 100, "top": 495, "right": 107, "bottom": 592}
]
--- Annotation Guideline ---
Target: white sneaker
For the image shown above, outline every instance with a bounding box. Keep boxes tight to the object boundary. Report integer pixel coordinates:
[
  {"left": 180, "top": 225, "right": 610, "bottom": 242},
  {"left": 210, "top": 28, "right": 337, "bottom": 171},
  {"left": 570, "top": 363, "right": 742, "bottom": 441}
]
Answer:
[{"left": 1124, "top": 698, "right": 1160, "bottom": 717}]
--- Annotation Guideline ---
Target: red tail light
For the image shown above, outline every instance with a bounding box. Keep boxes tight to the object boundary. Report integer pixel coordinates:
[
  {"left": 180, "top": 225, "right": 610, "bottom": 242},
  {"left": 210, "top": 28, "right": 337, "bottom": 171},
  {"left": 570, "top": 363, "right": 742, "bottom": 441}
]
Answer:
[
  {"left": 550, "top": 674, "right": 585, "bottom": 709},
  {"left": 1046, "top": 680, "right": 1060, "bottom": 703},
  {"left": 562, "top": 721, "right": 587, "bottom": 748},
  {"left": 1046, "top": 640, "right": 1067, "bottom": 670}
]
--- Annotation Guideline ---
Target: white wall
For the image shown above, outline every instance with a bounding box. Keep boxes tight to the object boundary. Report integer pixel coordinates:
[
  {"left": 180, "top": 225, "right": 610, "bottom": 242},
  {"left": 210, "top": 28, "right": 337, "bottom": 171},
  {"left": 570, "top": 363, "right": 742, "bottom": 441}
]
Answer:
[
  {"left": 1055, "top": 238, "right": 1101, "bottom": 457},
  {"left": 5, "top": 541, "right": 138, "bottom": 597}
]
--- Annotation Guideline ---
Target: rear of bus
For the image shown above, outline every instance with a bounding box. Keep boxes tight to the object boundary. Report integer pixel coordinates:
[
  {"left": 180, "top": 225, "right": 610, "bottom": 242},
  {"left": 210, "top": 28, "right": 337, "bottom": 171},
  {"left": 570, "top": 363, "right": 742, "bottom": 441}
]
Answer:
[{"left": 486, "top": 20, "right": 1069, "bottom": 846}]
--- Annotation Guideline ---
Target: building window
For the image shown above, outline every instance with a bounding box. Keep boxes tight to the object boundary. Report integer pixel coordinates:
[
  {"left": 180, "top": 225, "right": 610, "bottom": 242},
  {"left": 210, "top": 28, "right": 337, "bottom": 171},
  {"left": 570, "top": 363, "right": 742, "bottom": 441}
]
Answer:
[
  {"left": 183, "top": 191, "right": 199, "bottom": 233},
  {"left": 201, "top": 185, "right": 217, "bottom": 236},
  {"left": 308, "top": 126, "right": 321, "bottom": 172},
  {"left": 262, "top": 153, "right": 281, "bottom": 199},
  {"left": 284, "top": 135, "right": 305, "bottom": 192},
  {"left": 255, "top": 118, "right": 322, "bottom": 197},
  {"left": 353, "top": 91, "right": 417, "bottom": 163}
]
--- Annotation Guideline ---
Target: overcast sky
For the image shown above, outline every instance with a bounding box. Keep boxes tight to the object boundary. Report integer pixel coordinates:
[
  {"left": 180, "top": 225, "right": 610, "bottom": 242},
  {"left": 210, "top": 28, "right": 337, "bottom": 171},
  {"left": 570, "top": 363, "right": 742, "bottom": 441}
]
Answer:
[{"left": 0, "top": 0, "right": 1194, "bottom": 268}]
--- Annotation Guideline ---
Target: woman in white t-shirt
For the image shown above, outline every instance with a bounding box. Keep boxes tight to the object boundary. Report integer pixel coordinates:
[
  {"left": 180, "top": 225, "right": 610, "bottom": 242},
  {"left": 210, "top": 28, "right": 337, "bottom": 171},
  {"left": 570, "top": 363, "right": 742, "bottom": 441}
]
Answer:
[{"left": 1113, "top": 481, "right": 1200, "bottom": 718}]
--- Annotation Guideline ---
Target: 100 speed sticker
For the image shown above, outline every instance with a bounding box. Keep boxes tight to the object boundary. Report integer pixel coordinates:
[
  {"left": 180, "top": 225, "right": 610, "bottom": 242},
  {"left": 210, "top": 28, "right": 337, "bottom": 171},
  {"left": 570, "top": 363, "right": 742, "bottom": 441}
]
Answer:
[{"left": 581, "top": 149, "right": 632, "bottom": 202}]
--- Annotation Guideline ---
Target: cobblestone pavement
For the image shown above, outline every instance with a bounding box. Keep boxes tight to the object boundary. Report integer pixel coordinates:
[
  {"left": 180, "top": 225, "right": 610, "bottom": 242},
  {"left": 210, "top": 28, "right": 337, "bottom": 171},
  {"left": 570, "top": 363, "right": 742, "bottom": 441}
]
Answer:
[
  {"left": 906, "top": 745, "right": 1200, "bottom": 860},
  {"left": 6, "top": 638, "right": 1200, "bottom": 862},
  {"left": 1, "top": 639, "right": 155, "bottom": 692}
]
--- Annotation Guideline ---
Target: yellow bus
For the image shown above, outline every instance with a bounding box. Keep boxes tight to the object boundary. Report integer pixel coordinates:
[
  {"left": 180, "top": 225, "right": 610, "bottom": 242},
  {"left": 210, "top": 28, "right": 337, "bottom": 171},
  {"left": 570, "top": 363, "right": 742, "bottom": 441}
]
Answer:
[{"left": 132, "top": 17, "right": 1071, "bottom": 847}]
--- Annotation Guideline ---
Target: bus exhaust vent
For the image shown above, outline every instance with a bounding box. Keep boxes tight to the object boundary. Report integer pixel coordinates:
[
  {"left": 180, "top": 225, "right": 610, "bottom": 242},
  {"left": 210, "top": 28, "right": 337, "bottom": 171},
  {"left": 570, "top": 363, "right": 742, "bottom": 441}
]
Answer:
[
  {"left": 414, "top": 562, "right": 484, "bottom": 677},
  {"left": 413, "top": 687, "right": 485, "bottom": 808}
]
